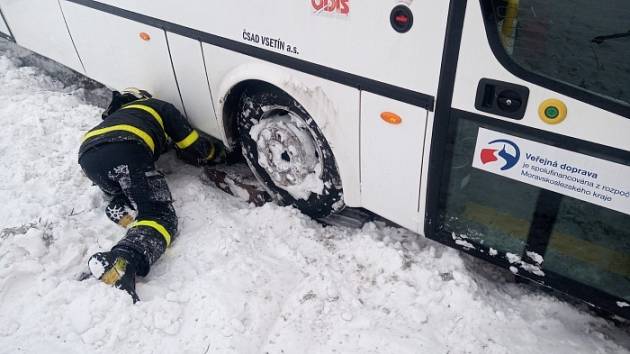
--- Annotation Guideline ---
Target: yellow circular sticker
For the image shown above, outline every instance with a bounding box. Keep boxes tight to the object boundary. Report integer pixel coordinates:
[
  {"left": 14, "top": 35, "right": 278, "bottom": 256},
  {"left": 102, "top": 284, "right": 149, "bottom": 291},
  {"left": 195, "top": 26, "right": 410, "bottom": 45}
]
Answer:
[{"left": 538, "top": 99, "right": 567, "bottom": 124}]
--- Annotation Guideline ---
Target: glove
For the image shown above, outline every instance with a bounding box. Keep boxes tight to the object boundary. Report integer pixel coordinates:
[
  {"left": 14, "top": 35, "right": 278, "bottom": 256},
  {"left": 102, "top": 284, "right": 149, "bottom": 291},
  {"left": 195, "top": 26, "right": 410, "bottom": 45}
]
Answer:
[
  {"left": 88, "top": 247, "right": 148, "bottom": 303},
  {"left": 176, "top": 132, "right": 226, "bottom": 167},
  {"left": 206, "top": 138, "right": 228, "bottom": 165}
]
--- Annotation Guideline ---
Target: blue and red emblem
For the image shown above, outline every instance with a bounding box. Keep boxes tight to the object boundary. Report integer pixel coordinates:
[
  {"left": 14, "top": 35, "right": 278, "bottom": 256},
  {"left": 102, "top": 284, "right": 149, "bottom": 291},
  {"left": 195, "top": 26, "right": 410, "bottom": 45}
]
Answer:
[{"left": 480, "top": 139, "right": 520, "bottom": 171}]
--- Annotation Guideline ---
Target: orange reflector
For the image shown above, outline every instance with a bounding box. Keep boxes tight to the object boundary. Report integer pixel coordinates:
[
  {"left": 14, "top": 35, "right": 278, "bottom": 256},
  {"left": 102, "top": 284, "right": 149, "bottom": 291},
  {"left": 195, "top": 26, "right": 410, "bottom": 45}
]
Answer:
[
  {"left": 380, "top": 112, "right": 402, "bottom": 125},
  {"left": 139, "top": 32, "right": 151, "bottom": 41}
]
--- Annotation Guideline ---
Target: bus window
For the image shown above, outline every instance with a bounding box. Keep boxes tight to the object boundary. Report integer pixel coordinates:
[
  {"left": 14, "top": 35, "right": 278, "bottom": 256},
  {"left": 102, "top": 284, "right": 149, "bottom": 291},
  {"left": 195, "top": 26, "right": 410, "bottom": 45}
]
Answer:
[
  {"left": 438, "top": 115, "right": 630, "bottom": 303},
  {"left": 545, "top": 198, "right": 630, "bottom": 301},
  {"left": 440, "top": 118, "right": 540, "bottom": 258},
  {"left": 486, "top": 0, "right": 630, "bottom": 113}
]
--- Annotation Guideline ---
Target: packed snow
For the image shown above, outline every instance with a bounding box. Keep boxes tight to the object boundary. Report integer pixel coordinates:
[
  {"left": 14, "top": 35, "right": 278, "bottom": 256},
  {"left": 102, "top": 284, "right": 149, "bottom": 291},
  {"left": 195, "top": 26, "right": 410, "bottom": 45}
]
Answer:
[
  {"left": 250, "top": 114, "right": 324, "bottom": 200},
  {"left": 0, "top": 39, "right": 629, "bottom": 354}
]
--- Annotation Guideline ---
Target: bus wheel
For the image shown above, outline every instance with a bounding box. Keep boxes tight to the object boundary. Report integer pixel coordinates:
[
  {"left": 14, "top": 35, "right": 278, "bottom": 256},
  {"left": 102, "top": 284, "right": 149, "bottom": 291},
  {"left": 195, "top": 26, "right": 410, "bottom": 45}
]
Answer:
[{"left": 236, "top": 85, "right": 344, "bottom": 218}]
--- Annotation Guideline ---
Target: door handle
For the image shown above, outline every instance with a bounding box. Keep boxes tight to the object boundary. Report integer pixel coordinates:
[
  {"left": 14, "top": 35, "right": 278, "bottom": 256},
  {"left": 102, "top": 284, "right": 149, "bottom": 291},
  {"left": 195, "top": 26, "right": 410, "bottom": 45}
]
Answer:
[
  {"left": 496, "top": 91, "right": 522, "bottom": 112},
  {"left": 475, "top": 78, "right": 529, "bottom": 119}
]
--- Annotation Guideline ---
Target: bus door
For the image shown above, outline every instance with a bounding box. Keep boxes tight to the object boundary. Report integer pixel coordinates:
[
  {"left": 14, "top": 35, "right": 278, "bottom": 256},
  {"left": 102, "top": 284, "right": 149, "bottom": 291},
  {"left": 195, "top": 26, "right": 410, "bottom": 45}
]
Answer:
[{"left": 426, "top": 0, "right": 630, "bottom": 318}]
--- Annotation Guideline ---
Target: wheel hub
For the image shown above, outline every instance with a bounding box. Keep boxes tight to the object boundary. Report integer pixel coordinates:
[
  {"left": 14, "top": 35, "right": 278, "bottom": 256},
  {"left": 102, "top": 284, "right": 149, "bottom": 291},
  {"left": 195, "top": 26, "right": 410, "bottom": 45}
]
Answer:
[{"left": 253, "top": 114, "right": 320, "bottom": 188}]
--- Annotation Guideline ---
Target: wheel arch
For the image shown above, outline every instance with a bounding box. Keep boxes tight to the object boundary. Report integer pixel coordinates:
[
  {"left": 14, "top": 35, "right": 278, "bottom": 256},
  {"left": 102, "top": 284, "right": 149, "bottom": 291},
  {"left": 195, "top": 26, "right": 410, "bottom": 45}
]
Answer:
[
  {"left": 216, "top": 62, "right": 332, "bottom": 150},
  {"left": 215, "top": 61, "right": 361, "bottom": 208}
]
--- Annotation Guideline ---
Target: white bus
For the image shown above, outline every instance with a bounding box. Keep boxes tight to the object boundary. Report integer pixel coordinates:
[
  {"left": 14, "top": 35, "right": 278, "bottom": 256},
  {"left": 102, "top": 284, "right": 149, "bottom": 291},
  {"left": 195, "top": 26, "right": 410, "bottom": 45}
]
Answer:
[{"left": 1, "top": 0, "right": 628, "bottom": 318}]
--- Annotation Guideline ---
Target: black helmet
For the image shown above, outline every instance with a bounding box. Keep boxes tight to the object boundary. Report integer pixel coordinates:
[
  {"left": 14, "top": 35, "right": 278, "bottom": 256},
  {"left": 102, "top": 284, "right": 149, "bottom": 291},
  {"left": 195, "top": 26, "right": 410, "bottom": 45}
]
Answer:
[{"left": 102, "top": 88, "right": 152, "bottom": 119}]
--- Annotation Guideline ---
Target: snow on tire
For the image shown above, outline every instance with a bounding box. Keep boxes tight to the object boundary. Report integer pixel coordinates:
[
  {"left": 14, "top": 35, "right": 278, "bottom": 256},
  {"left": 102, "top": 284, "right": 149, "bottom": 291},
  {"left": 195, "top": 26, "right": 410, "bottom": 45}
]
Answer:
[{"left": 236, "top": 85, "right": 344, "bottom": 218}]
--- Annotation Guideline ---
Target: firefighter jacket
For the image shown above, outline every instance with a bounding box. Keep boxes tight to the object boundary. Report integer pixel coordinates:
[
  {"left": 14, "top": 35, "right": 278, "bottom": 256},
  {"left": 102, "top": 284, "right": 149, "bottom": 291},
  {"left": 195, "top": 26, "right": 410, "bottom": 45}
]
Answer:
[{"left": 79, "top": 98, "right": 206, "bottom": 161}]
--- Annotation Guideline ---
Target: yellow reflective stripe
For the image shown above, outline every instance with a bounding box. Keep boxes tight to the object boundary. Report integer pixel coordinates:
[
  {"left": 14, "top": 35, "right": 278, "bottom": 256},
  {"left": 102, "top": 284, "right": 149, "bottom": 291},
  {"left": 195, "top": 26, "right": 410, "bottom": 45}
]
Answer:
[
  {"left": 82, "top": 125, "right": 155, "bottom": 153},
  {"left": 132, "top": 220, "right": 172, "bottom": 247},
  {"left": 206, "top": 143, "right": 216, "bottom": 160},
  {"left": 121, "top": 104, "right": 165, "bottom": 130},
  {"left": 175, "top": 130, "right": 199, "bottom": 149}
]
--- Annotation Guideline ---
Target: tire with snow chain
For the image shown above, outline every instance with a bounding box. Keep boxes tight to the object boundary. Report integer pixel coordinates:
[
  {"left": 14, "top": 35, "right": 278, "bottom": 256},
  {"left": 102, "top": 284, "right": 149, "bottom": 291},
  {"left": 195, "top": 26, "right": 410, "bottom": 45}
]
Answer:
[{"left": 236, "top": 85, "right": 344, "bottom": 218}]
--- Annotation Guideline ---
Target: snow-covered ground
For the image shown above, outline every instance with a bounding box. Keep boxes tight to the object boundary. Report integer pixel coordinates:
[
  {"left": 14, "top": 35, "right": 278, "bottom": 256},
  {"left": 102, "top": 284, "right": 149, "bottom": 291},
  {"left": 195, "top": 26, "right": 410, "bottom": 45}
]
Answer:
[{"left": 0, "top": 39, "right": 628, "bottom": 354}]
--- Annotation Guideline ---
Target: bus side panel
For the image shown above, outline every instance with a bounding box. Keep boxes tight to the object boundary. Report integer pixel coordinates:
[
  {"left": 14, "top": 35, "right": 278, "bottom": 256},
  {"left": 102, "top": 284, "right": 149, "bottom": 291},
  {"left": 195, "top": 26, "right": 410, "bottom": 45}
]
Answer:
[
  {"left": 166, "top": 32, "right": 221, "bottom": 139},
  {"left": 360, "top": 92, "right": 428, "bottom": 232},
  {"left": 0, "top": 0, "right": 83, "bottom": 72},
  {"left": 88, "top": 0, "right": 450, "bottom": 97},
  {"left": 203, "top": 43, "right": 362, "bottom": 208},
  {"left": 60, "top": 1, "right": 184, "bottom": 112}
]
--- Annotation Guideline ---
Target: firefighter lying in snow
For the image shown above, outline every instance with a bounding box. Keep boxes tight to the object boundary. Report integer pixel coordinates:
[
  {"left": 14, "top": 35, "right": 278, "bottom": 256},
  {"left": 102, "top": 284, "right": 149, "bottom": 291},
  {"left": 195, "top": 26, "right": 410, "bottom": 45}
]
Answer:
[{"left": 79, "top": 88, "right": 225, "bottom": 302}]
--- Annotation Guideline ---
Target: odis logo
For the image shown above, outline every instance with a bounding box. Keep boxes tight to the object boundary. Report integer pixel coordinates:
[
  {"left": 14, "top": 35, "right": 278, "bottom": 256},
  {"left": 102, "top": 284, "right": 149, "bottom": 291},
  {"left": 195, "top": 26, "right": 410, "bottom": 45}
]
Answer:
[
  {"left": 480, "top": 139, "right": 520, "bottom": 171},
  {"left": 311, "top": 0, "right": 350, "bottom": 15}
]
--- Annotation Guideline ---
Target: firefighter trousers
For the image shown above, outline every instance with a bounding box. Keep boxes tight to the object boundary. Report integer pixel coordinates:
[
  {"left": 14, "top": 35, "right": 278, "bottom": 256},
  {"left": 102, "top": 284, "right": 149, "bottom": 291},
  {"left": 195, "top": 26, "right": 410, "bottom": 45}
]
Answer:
[{"left": 79, "top": 142, "right": 177, "bottom": 276}]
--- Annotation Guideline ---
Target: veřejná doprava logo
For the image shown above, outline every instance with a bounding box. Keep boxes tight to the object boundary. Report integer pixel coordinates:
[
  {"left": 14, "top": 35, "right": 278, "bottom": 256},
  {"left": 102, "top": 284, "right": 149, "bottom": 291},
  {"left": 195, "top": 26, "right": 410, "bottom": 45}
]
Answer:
[{"left": 480, "top": 139, "right": 521, "bottom": 171}]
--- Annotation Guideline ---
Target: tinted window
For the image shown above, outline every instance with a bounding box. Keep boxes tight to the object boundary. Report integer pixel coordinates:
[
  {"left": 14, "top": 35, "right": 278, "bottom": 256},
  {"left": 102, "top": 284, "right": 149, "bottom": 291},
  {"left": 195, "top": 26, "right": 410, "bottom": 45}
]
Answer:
[
  {"left": 488, "top": 0, "right": 630, "bottom": 107},
  {"left": 437, "top": 116, "right": 630, "bottom": 302}
]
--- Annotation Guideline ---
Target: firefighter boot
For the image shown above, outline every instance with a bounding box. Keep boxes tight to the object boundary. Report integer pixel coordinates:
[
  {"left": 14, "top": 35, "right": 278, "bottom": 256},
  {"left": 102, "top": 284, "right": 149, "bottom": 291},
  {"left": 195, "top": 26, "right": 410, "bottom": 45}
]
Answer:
[{"left": 88, "top": 247, "right": 147, "bottom": 303}]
